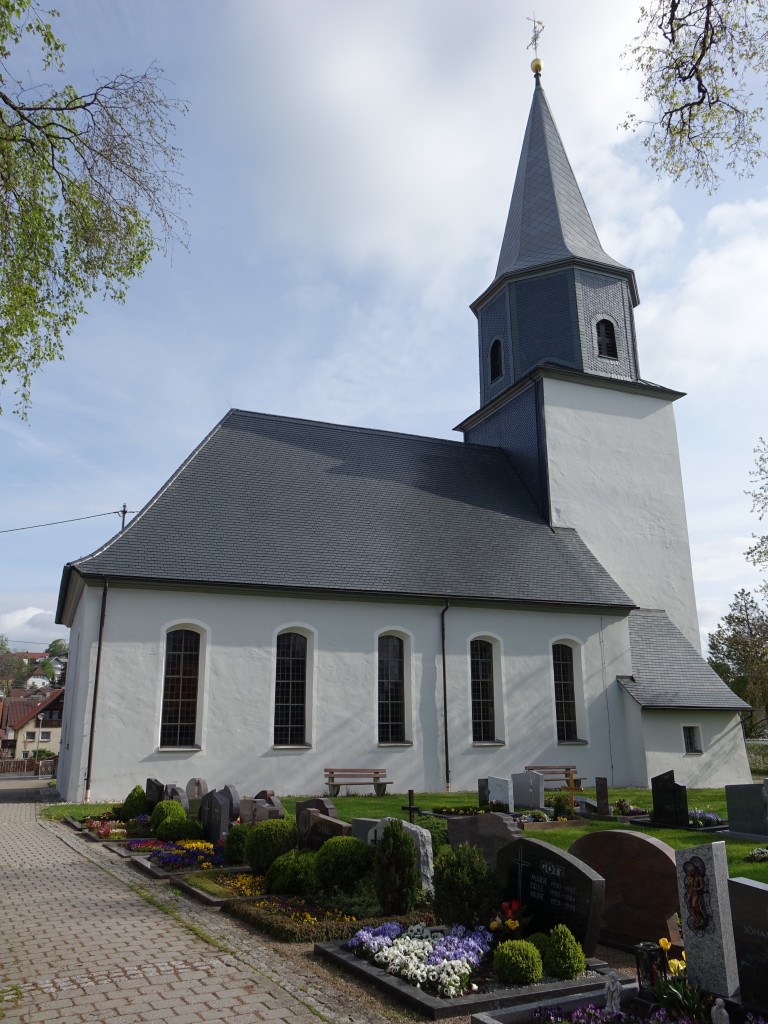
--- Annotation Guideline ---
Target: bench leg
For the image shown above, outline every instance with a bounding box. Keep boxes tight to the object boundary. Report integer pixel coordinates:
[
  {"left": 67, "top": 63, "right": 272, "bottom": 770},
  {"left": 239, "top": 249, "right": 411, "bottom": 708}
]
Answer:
[
  {"left": 374, "top": 783, "right": 386, "bottom": 797},
  {"left": 327, "top": 784, "right": 340, "bottom": 797}
]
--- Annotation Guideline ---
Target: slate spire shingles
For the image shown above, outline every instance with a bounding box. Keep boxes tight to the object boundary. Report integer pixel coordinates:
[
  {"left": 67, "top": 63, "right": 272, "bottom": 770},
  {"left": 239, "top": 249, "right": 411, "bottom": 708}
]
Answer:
[{"left": 495, "top": 74, "right": 633, "bottom": 287}]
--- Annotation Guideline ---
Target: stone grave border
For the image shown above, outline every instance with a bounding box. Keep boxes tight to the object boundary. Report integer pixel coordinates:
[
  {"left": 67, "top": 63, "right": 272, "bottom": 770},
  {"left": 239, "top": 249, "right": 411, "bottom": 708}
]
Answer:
[
  {"left": 172, "top": 866, "right": 258, "bottom": 908},
  {"left": 314, "top": 941, "right": 630, "bottom": 1021}
]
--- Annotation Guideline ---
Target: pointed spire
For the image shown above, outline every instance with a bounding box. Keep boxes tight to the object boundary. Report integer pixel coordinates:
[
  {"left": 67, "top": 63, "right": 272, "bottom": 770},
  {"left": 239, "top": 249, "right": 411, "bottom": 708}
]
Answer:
[{"left": 491, "top": 70, "right": 637, "bottom": 303}]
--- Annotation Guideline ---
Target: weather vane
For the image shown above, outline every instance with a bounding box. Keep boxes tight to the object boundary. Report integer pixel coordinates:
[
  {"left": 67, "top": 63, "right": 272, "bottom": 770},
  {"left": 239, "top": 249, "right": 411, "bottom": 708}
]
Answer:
[{"left": 527, "top": 13, "right": 544, "bottom": 58}]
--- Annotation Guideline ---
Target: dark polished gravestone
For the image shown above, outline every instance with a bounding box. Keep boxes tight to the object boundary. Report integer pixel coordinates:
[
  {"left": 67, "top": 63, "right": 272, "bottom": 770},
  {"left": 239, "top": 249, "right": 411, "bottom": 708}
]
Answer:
[
  {"left": 595, "top": 777, "right": 610, "bottom": 816},
  {"left": 726, "top": 781, "right": 768, "bottom": 838},
  {"left": 222, "top": 784, "right": 240, "bottom": 823},
  {"left": 652, "top": 770, "right": 689, "bottom": 827},
  {"left": 497, "top": 837, "right": 605, "bottom": 956},
  {"left": 569, "top": 830, "right": 681, "bottom": 949},
  {"left": 146, "top": 778, "right": 165, "bottom": 810},
  {"left": 729, "top": 876, "right": 768, "bottom": 1012},
  {"left": 204, "top": 791, "right": 231, "bottom": 844},
  {"left": 166, "top": 785, "right": 189, "bottom": 813},
  {"left": 447, "top": 813, "right": 522, "bottom": 870},
  {"left": 296, "top": 798, "right": 338, "bottom": 848}
]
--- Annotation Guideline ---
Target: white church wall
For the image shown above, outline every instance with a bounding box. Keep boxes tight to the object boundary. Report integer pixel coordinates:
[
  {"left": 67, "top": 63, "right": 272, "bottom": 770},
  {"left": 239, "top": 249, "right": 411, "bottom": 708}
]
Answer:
[
  {"left": 619, "top": 691, "right": 650, "bottom": 786},
  {"left": 640, "top": 708, "right": 751, "bottom": 786},
  {"left": 542, "top": 377, "right": 701, "bottom": 650},
  {"left": 59, "top": 583, "right": 643, "bottom": 802}
]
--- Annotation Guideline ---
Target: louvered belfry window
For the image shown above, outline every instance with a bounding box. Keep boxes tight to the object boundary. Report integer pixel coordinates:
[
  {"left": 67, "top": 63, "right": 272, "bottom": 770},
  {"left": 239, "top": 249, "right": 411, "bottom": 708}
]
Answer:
[
  {"left": 490, "top": 338, "right": 503, "bottom": 380},
  {"left": 471, "top": 638, "right": 495, "bottom": 741},
  {"left": 378, "top": 635, "right": 405, "bottom": 743},
  {"left": 274, "top": 632, "right": 306, "bottom": 745},
  {"left": 596, "top": 319, "right": 618, "bottom": 359},
  {"left": 161, "top": 629, "right": 199, "bottom": 747}
]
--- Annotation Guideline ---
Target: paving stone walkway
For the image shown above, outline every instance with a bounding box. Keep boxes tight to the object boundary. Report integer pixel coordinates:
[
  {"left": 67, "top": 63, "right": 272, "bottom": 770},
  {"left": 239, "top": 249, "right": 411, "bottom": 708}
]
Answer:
[{"left": 0, "top": 801, "right": 391, "bottom": 1024}]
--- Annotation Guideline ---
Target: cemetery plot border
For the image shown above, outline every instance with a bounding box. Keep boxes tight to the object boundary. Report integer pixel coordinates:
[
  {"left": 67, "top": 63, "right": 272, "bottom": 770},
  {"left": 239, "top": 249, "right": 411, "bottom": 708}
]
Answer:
[
  {"left": 173, "top": 867, "right": 259, "bottom": 907},
  {"left": 314, "top": 940, "right": 630, "bottom": 1021}
]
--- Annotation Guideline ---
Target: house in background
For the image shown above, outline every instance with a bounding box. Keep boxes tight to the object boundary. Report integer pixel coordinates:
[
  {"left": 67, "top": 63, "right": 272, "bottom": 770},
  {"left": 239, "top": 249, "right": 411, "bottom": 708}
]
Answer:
[
  {"left": 13, "top": 651, "right": 67, "bottom": 688},
  {"left": 0, "top": 689, "right": 65, "bottom": 760},
  {"left": 54, "top": 67, "right": 749, "bottom": 803}
]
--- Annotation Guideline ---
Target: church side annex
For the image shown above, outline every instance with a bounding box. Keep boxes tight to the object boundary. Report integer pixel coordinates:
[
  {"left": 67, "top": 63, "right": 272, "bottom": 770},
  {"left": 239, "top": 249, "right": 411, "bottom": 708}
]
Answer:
[{"left": 54, "top": 66, "right": 750, "bottom": 802}]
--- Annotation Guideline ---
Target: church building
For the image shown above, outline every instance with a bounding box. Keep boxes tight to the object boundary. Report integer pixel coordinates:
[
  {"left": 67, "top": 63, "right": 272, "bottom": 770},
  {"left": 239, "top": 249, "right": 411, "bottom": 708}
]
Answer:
[{"left": 55, "top": 66, "right": 750, "bottom": 803}]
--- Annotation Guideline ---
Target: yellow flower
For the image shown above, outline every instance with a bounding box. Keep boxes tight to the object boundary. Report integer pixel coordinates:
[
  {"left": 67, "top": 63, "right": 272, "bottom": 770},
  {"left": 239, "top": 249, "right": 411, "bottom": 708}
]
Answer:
[
  {"left": 682, "top": 950, "right": 686, "bottom": 961},
  {"left": 505, "top": 918, "right": 520, "bottom": 930},
  {"left": 668, "top": 959, "right": 686, "bottom": 976},
  {"left": 658, "top": 937, "right": 671, "bottom": 951},
  {"left": 489, "top": 920, "right": 500, "bottom": 931}
]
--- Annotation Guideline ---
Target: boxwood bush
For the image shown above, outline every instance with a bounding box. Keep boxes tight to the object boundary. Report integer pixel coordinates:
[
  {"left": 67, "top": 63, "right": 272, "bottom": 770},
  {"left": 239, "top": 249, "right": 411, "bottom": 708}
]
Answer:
[
  {"left": 493, "top": 939, "right": 543, "bottom": 985},
  {"left": 150, "top": 799, "right": 186, "bottom": 834},
  {"left": 155, "top": 816, "right": 204, "bottom": 842},
  {"left": 542, "top": 924, "right": 586, "bottom": 980},
  {"left": 225, "top": 823, "right": 256, "bottom": 865},
  {"left": 266, "top": 849, "right": 318, "bottom": 895},
  {"left": 315, "top": 837, "right": 373, "bottom": 894},
  {"left": 245, "top": 818, "right": 297, "bottom": 874},
  {"left": 433, "top": 842, "right": 498, "bottom": 927}
]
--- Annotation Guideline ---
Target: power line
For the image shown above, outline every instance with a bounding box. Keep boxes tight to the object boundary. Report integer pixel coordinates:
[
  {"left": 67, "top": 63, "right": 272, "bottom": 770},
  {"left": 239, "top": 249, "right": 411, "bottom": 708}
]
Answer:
[{"left": 0, "top": 508, "right": 135, "bottom": 535}]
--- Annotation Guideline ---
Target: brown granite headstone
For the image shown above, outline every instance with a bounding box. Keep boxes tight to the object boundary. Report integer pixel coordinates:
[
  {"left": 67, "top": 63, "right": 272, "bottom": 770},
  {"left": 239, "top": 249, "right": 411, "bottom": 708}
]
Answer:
[
  {"left": 447, "top": 813, "right": 522, "bottom": 869},
  {"left": 295, "top": 798, "right": 337, "bottom": 848},
  {"left": 569, "top": 829, "right": 681, "bottom": 949},
  {"left": 305, "top": 811, "right": 351, "bottom": 850}
]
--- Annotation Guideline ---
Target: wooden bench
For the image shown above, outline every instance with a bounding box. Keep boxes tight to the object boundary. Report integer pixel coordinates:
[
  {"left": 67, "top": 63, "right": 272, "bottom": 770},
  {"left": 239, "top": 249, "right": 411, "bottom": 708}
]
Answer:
[
  {"left": 324, "top": 768, "right": 392, "bottom": 797},
  {"left": 525, "top": 764, "right": 584, "bottom": 791}
]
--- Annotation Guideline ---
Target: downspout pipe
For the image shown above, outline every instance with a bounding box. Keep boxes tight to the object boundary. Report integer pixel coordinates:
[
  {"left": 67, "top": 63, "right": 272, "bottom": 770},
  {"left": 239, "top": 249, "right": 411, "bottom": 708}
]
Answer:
[
  {"left": 84, "top": 578, "right": 108, "bottom": 803},
  {"left": 440, "top": 599, "right": 451, "bottom": 792}
]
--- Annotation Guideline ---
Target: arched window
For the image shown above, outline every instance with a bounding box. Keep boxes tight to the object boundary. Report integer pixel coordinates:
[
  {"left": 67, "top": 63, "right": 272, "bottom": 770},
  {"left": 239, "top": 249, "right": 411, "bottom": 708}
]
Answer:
[
  {"left": 552, "top": 643, "right": 577, "bottom": 741},
  {"left": 471, "top": 638, "right": 495, "bottom": 741},
  {"left": 274, "top": 632, "right": 307, "bottom": 745},
  {"left": 596, "top": 319, "right": 618, "bottom": 359},
  {"left": 161, "top": 629, "right": 200, "bottom": 747},
  {"left": 378, "top": 634, "right": 405, "bottom": 743},
  {"left": 490, "top": 338, "right": 503, "bottom": 381}
]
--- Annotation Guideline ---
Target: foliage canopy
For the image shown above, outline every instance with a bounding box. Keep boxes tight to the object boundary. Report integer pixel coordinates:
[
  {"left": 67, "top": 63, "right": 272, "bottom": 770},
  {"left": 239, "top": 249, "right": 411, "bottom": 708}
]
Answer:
[
  {"left": 0, "top": 0, "right": 187, "bottom": 415},
  {"left": 708, "top": 588, "right": 768, "bottom": 735},
  {"left": 623, "top": 1, "right": 768, "bottom": 190}
]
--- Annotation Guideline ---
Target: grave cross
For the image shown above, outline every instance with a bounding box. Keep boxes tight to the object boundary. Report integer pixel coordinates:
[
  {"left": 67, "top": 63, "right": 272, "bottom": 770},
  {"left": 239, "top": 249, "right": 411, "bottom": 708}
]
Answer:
[
  {"left": 508, "top": 841, "right": 532, "bottom": 904},
  {"left": 401, "top": 789, "right": 421, "bottom": 825}
]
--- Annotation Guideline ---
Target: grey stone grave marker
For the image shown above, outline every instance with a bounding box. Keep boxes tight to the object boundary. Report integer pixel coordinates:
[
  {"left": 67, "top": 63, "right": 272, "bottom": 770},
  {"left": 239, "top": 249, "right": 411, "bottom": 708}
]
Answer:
[
  {"left": 676, "top": 841, "right": 739, "bottom": 997},
  {"left": 652, "top": 770, "right": 688, "bottom": 827},
  {"left": 570, "top": 830, "right": 681, "bottom": 949},
  {"left": 729, "top": 876, "right": 768, "bottom": 1011},
  {"left": 726, "top": 781, "right": 768, "bottom": 838},
  {"left": 146, "top": 778, "right": 164, "bottom": 809},
  {"left": 511, "top": 770, "right": 545, "bottom": 810},
  {"left": 478, "top": 778, "right": 489, "bottom": 805},
  {"left": 305, "top": 811, "right": 352, "bottom": 850},
  {"left": 595, "top": 776, "right": 610, "bottom": 816},
  {"left": 352, "top": 817, "right": 380, "bottom": 843},
  {"left": 198, "top": 789, "right": 217, "bottom": 833},
  {"left": 222, "top": 784, "right": 240, "bottom": 822},
  {"left": 186, "top": 777, "right": 208, "bottom": 801},
  {"left": 497, "top": 836, "right": 605, "bottom": 955},
  {"left": 448, "top": 812, "right": 521, "bottom": 870},
  {"left": 369, "top": 817, "right": 434, "bottom": 891},
  {"left": 166, "top": 785, "right": 189, "bottom": 813},
  {"left": 488, "top": 776, "right": 513, "bottom": 808}
]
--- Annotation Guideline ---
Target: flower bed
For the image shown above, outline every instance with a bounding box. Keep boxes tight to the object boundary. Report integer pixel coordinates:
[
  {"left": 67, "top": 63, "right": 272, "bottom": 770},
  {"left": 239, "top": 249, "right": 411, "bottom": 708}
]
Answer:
[
  {"left": 174, "top": 870, "right": 266, "bottom": 906},
  {"left": 224, "top": 899, "right": 428, "bottom": 943},
  {"left": 148, "top": 839, "right": 226, "bottom": 872}
]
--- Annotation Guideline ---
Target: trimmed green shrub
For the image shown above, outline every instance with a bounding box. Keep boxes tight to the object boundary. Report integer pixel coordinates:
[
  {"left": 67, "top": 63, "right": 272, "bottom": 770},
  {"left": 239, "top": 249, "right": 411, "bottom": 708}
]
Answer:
[
  {"left": 120, "top": 785, "right": 150, "bottom": 821},
  {"left": 150, "top": 799, "right": 186, "bottom": 833},
  {"left": 245, "top": 818, "right": 297, "bottom": 874},
  {"left": 542, "top": 924, "right": 586, "bottom": 980},
  {"left": 414, "top": 815, "right": 449, "bottom": 849},
  {"left": 225, "top": 823, "right": 256, "bottom": 865},
  {"left": 545, "top": 793, "right": 572, "bottom": 819},
  {"left": 266, "top": 849, "right": 318, "bottom": 895},
  {"left": 493, "top": 940, "right": 543, "bottom": 985},
  {"left": 315, "top": 836, "right": 374, "bottom": 894},
  {"left": 155, "top": 816, "right": 204, "bottom": 841},
  {"left": 527, "top": 932, "right": 550, "bottom": 957},
  {"left": 374, "top": 819, "right": 419, "bottom": 915},
  {"left": 433, "top": 842, "right": 499, "bottom": 927}
]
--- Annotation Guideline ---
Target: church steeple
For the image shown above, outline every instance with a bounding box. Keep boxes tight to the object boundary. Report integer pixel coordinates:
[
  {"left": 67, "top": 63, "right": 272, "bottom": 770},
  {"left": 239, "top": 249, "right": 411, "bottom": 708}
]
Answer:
[{"left": 470, "top": 65, "right": 641, "bottom": 407}]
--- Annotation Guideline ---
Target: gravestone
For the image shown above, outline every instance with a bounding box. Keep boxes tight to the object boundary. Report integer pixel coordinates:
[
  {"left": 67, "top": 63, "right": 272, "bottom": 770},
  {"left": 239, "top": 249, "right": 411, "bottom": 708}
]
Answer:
[
  {"left": 146, "top": 778, "right": 164, "bottom": 810},
  {"left": 573, "top": 795, "right": 598, "bottom": 815},
  {"left": 304, "top": 810, "right": 352, "bottom": 851},
  {"left": 726, "top": 781, "right": 768, "bottom": 837},
  {"left": 222, "top": 784, "right": 240, "bottom": 822},
  {"left": 489, "top": 776, "right": 513, "bottom": 808},
  {"left": 497, "top": 836, "right": 605, "bottom": 955},
  {"left": 295, "top": 798, "right": 336, "bottom": 847},
  {"left": 569, "top": 830, "right": 681, "bottom": 949},
  {"left": 166, "top": 785, "right": 189, "bottom": 813},
  {"left": 185, "top": 777, "right": 208, "bottom": 801},
  {"left": 254, "top": 800, "right": 283, "bottom": 821},
  {"left": 676, "top": 841, "right": 739, "bottom": 997},
  {"left": 447, "top": 812, "right": 522, "bottom": 870},
  {"left": 368, "top": 817, "right": 434, "bottom": 891},
  {"left": 652, "top": 770, "right": 688, "bottom": 827},
  {"left": 206, "top": 791, "right": 231, "bottom": 844},
  {"left": 198, "top": 789, "right": 217, "bottom": 835},
  {"left": 511, "top": 770, "right": 545, "bottom": 810},
  {"left": 595, "top": 777, "right": 610, "bottom": 816},
  {"left": 729, "top": 876, "right": 768, "bottom": 1011},
  {"left": 352, "top": 817, "right": 380, "bottom": 843},
  {"left": 478, "top": 778, "right": 489, "bottom": 805}
]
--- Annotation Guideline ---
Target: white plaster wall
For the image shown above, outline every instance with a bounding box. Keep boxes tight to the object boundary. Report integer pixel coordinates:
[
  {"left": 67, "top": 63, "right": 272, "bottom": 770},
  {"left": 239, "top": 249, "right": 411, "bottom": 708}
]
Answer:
[
  {"left": 59, "top": 583, "right": 646, "bottom": 802},
  {"left": 542, "top": 377, "right": 701, "bottom": 649},
  {"left": 641, "top": 709, "right": 751, "bottom": 786},
  {"left": 619, "top": 691, "right": 649, "bottom": 786}
]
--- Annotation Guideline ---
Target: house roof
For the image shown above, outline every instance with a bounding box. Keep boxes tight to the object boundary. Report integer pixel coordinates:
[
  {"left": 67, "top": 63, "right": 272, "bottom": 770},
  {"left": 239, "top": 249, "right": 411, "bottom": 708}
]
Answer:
[
  {"left": 618, "top": 609, "right": 750, "bottom": 711},
  {"left": 57, "top": 409, "right": 634, "bottom": 620},
  {"left": 486, "top": 75, "right": 637, "bottom": 304},
  {"left": 3, "top": 689, "right": 64, "bottom": 730}
]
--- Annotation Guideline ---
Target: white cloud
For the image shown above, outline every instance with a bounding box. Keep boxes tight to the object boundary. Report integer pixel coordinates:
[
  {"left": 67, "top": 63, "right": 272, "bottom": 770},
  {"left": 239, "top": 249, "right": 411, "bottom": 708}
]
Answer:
[{"left": 0, "top": 607, "right": 62, "bottom": 649}]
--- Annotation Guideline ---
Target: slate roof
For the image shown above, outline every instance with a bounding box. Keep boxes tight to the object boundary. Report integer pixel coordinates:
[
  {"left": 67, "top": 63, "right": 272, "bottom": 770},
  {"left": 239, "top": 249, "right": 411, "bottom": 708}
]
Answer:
[
  {"left": 618, "top": 609, "right": 750, "bottom": 710},
  {"left": 57, "top": 409, "right": 633, "bottom": 617},
  {"left": 493, "top": 76, "right": 637, "bottom": 300}
]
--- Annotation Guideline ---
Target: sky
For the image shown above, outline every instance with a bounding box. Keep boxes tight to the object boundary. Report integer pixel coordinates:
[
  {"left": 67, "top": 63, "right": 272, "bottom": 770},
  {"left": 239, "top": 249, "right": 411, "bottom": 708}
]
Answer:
[{"left": 0, "top": 0, "right": 765, "bottom": 652}]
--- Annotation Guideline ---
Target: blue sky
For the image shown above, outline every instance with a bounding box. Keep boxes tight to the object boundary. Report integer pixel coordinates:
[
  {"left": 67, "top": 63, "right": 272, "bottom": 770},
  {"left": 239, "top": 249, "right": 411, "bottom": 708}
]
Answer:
[{"left": 0, "top": 1, "right": 764, "bottom": 651}]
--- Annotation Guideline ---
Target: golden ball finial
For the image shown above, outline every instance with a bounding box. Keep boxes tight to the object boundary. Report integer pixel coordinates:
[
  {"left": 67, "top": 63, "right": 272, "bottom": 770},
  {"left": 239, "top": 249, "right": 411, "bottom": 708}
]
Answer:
[{"left": 531, "top": 57, "right": 542, "bottom": 75}]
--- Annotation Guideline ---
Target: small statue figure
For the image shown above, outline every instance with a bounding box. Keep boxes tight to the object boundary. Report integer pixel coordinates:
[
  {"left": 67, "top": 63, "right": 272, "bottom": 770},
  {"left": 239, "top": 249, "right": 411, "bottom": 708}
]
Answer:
[
  {"left": 604, "top": 970, "right": 622, "bottom": 1013},
  {"left": 711, "top": 998, "right": 729, "bottom": 1024}
]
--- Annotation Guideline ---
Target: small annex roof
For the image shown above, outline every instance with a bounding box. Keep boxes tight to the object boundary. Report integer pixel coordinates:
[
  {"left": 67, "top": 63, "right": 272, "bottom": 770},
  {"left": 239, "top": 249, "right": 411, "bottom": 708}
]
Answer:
[
  {"left": 618, "top": 609, "right": 750, "bottom": 711},
  {"left": 57, "top": 409, "right": 633, "bottom": 621},
  {"left": 485, "top": 74, "right": 637, "bottom": 304}
]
